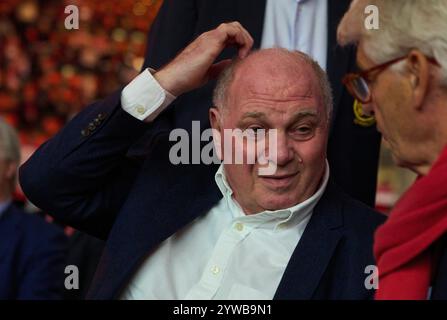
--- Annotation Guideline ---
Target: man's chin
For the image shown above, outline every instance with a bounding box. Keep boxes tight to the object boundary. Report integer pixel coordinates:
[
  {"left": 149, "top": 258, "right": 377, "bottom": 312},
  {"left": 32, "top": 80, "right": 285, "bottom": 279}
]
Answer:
[
  {"left": 391, "top": 153, "right": 425, "bottom": 175},
  {"left": 257, "top": 195, "right": 300, "bottom": 212},
  {"left": 391, "top": 153, "right": 402, "bottom": 166},
  {"left": 390, "top": 150, "right": 409, "bottom": 168},
  {"left": 385, "top": 141, "right": 409, "bottom": 168}
]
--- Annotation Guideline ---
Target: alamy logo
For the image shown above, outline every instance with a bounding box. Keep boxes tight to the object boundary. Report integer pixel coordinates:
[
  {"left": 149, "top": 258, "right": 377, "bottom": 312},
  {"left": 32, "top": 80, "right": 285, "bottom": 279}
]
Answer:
[
  {"left": 64, "top": 265, "right": 79, "bottom": 290},
  {"left": 169, "top": 121, "right": 279, "bottom": 175},
  {"left": 64, "top": 5, "right": 79, "bottom": 30},
  {"left": 364, "top": 265, "right": 379, "bottom": 290},
  {"left": 364, "top": 5, "right": 379, "bottom": 30}
]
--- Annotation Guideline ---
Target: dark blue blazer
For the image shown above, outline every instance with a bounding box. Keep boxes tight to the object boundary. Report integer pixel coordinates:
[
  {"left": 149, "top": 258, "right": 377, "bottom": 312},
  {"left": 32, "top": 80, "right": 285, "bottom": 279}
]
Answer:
[
  {"left": 142, "top": 0, "right": 382, "bottom": 207},
  {"left": 431, "top": 235, "right": 447, "bottom": 299},
  {"left": 19, "top": 91, "right": 386, "bottom": 299},
  {"left": 0, "top": 204, "right": 67, "bottom": 300}
]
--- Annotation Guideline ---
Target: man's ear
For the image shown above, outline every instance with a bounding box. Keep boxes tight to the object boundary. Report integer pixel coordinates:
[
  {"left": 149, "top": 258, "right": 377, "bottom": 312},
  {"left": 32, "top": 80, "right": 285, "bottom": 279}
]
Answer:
[
  {"left": 2, "top": 161, "right": 18, "bottom": 191},
  {"left": 209, "top": 107, "right": 223, "bottom": 160},
  {"left": 406, "top": 49, "right": 430, "bottom": 111},
  {"left": 209, "top": 107, "right": 221, "bottom": 130},
  {"left": 5, "top": 161, "right": 18, "bottom": 181}
]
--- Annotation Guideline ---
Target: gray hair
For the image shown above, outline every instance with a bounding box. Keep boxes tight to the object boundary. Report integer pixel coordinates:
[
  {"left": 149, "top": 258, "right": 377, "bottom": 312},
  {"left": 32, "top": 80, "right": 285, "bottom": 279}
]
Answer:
[
  {"left": 338, "top": 0, "right": 447, "bottom": 87},
  {"left": 212, "top": 49, "right": 333, "bottom": 121},
  {"left": 0, "top": 117, "right": 21, "bottom": 164}
]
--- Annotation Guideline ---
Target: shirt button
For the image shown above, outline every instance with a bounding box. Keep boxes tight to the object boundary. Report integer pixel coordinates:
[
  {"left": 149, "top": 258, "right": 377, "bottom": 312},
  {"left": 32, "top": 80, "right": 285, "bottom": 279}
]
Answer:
[
  {"left": 277, "top": 224, "right": 286, "bottom": 230},
  {"left": 211, "top": 266, "right": 220, "bottom": 275},
  {"left": 136, "top": 105, "right": 146, "bottom": 114},
  {"left": 234, "top": 222, "right": 244, "bottom": 232}
]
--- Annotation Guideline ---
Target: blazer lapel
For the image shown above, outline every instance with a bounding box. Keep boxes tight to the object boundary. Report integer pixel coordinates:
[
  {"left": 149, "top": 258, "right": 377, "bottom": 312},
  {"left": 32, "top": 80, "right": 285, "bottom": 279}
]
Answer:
[
  {"left": 274, "top": 181, "right": 344, "bottom": 299},
  {"left": 235, "top": 0, "right": 267, "bottom": 49},
  {"left": 326, "top": 0, "right": 355, "bottom": 132}
]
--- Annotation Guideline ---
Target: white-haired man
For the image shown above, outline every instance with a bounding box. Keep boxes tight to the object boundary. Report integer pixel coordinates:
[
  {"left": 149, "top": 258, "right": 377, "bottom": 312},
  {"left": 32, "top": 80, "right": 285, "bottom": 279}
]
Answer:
[{"left": 338, "top": 0, "right": 447, "bottom": 299}]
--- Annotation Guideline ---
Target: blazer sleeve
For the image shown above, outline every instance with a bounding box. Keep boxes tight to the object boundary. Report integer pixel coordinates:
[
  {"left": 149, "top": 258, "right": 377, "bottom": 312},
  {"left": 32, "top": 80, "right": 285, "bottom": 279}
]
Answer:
[
  {"left": 19, "top": 90, "right": 160, "bottom": 239},
  {"left": 19, "top": 1, "right": 199, "bottom": 239}
]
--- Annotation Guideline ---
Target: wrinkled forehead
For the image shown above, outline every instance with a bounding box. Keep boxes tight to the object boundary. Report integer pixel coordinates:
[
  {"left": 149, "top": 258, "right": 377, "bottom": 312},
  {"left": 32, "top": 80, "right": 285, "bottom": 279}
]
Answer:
[{"left": 228, "top": 60, "right": 321, "bottom": 109}]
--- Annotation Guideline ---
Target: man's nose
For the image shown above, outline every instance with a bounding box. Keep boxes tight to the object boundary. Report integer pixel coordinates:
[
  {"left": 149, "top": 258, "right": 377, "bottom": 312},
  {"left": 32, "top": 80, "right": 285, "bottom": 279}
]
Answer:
[{"left": 270, "top": 132, "right": 294, "bottom": 166}]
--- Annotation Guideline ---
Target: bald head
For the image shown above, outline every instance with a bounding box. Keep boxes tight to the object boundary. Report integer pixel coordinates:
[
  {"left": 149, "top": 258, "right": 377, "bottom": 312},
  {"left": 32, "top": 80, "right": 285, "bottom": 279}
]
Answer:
[
  {"left": 209, "top": 49, "right": 332, "bottom": 214},
  {"left": 213, "top": 48, "right": 333, "bottom": 120}
]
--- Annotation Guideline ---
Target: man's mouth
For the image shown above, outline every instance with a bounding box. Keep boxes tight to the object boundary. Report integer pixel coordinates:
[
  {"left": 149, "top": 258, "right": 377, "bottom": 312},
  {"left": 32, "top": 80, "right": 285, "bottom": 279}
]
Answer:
[{"left": 259, "top": 172, "right": 299, "bottom": 188}]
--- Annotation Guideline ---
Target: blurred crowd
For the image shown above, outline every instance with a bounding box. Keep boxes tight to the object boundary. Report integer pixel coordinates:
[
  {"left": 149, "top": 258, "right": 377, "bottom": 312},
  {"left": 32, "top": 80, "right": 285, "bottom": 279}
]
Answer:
[
  {"left": 0, "top": 0, "right": 161, "bottom": 299},
  {"left": 0, "top": 0, "right": 161, "bottom": 146}
]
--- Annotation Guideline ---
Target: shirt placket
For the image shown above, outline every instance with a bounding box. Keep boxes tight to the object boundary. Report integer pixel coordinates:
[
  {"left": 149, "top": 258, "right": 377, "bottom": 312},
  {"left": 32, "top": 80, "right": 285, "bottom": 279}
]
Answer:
[{"left": 184, "top": 218, "right": 257, "bottom": 299}]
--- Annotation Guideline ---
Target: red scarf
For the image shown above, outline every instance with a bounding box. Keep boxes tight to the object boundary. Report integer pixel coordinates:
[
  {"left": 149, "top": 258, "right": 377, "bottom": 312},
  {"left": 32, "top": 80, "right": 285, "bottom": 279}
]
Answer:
[{"left": 374, "top": 145, "right": 447, "bottom": 300}]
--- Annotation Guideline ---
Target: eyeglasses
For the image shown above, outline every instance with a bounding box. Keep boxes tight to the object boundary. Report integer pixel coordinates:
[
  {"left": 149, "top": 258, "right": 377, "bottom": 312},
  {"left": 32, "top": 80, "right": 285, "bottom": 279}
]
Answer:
[{"left": 342, "top": 55, "right": 440, "bottom": 104}]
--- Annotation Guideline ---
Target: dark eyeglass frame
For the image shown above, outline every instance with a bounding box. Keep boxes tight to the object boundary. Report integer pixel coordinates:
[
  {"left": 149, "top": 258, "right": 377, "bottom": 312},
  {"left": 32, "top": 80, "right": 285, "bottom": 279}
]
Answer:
[{"left": 342, "top": 55, "right": 440, "bottom": 104}]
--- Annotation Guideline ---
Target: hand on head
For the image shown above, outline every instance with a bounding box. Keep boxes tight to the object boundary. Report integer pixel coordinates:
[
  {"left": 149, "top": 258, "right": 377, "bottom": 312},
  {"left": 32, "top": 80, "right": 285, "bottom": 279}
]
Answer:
[{"left": 154, "top": 22, "right": 253, "bottom": 96}]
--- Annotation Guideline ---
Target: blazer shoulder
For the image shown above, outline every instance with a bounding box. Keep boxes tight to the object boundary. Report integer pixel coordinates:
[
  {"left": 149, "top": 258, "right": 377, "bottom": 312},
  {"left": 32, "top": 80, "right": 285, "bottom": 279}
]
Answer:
[
  {"left": 324, "top": 181, "right": 387, "bottom": 231},
  {"left": 341, "top": 194, "right": 387, "bottom": 234},
  {"left": 8, "top": 205, "right": 67, "bottom": 244}
]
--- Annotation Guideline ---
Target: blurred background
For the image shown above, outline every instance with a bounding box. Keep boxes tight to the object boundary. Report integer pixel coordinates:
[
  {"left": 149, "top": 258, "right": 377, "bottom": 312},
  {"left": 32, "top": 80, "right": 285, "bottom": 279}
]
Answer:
[
  {"left": 0, "top": 0, "right": 415, "bottom": 214},
  {"left": 0, "top": 0, "right": 163, "bottom": 299}
]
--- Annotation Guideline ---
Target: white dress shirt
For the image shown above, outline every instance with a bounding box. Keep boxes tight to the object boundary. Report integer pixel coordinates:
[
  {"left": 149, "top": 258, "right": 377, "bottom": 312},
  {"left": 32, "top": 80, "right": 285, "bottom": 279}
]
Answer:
[
  {"left": 261, "top": 0, "right": 328, "bottom": 70},
  {"left": 119, "top": 71, "right": 330, "bottom": 299}
]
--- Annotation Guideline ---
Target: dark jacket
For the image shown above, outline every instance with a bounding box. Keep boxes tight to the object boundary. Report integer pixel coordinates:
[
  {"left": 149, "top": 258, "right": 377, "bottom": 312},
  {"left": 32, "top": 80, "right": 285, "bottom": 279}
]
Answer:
[
  {"left": 432, "top": 235, "right": 447, "bottom": 299},
  {"left": 0, "top": 204, "right": 67, "bottom": 300},
  {"left": 19, "top": 90, "right": 386, "bottom": 299}
]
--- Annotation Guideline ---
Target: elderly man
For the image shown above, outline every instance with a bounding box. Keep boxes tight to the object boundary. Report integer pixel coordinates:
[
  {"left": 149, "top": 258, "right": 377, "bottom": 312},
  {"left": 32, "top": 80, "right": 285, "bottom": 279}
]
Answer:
[
  {"left": 0, "top": 118, "right": 67, "bottom": 300},
  {"left": 20, "top": 23, "right": 384, "bottom": 300},
  {"left": 337, "top": 0, "right": 447, "bottom": 299}
]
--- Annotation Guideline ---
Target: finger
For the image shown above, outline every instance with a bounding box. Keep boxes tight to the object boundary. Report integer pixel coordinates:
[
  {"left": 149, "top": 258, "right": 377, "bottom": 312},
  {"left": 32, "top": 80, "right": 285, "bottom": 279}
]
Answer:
[
  {"left": 229, "top": 21, "right": 254, "bottom": 48},
  {"left": 238, "top": 29, "right": 253, "bottom": 58},
  {"left": 215, "top": 23, "right": 252, "bottom": 57},
  {"left": 227, "top": 22, "right": 254, "bottom": 58}
]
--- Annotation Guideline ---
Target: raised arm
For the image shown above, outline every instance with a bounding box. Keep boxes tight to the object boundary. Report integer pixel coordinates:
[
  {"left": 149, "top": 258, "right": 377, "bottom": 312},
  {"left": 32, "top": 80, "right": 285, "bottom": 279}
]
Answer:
[{"left": 19, "top": 22, "right": 253, "bottom": 239}]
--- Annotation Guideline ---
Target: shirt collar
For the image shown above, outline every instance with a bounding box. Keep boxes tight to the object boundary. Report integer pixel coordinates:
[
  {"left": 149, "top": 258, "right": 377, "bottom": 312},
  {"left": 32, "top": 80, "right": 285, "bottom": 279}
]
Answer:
[{"left": 214, "top": 161, "right": 330, "bottom": 231}]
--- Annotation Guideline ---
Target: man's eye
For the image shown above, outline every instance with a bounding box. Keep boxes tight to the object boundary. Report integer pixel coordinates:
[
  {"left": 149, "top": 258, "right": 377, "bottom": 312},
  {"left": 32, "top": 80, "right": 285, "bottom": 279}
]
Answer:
[
  {"left": 243, "top": 127, "right": 266, "bottom": 139},
  {"left": 252, "top": 127, "right": 264, "bottom": 133},
  {"left": 297, "top": 126, "right": 311, "bottom": 133},
  {"left": 290, "top": 126, "right": 315, "bottom": 140},
  {"left": 246, "top": 127, "right": 264, "bottom": 134}
]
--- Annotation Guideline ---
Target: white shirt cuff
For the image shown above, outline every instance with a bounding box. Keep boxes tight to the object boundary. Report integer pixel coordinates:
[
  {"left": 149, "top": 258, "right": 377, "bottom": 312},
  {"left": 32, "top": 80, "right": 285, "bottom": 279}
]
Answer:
[{"left": 121, "top": 68, "right": 176, "bottom": 122}]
